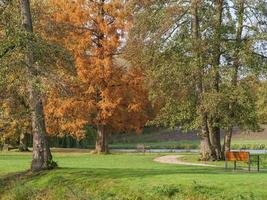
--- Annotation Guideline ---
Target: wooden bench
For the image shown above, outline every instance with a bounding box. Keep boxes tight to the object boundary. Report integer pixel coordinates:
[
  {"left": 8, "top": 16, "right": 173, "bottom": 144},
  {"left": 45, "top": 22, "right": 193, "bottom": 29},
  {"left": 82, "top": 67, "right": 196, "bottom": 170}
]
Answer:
[
  {"left": 225, "top": 151, "right": 260, "bottom": 172},
  {"left": 136, "top": 144, "right": 145, "bottom": 153}
]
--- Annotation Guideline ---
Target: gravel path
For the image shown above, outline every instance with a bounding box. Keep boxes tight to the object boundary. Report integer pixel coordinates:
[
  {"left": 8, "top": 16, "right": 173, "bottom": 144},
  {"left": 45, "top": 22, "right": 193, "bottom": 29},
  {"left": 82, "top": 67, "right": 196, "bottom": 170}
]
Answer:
[{"left": 154, "top": 155, "right": 216, "bottom": 167}]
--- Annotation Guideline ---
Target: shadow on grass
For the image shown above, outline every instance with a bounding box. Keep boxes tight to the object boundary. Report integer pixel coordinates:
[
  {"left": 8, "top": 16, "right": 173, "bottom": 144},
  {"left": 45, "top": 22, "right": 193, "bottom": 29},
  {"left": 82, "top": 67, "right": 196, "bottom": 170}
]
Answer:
[
  {"left": 0, "top": 167, "right": 216, "bottom": 183},
  {"left": 0, "top": 170, "right": 30, "bottom": 190}
]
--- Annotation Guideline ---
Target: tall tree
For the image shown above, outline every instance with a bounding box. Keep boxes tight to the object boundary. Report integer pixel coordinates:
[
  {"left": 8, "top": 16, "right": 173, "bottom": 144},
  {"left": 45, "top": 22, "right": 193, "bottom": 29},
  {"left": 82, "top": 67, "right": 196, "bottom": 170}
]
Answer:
[
  {"left": 20, "top": 0, "right": 53, "bottom": 171},
  {"left": 222, "top": 0, "right": 245, "bottom": 154},
  {"left": 1, "top": 0, "right": 73, "bottom": 170},
  {"left": 126, "top": 0, "right": 266, "bottom": 160},
  {"left": 220, "top": 0, "right": 267, "bottom": 153},
  {"left": 207, "top": 0, "right": 224, "bottom": 160},
  {"left": 43, "top": 0, "right": 153, "bottom": 153},
  {"left": 190, "top": 0, "right": 215, "bottom": 160}
]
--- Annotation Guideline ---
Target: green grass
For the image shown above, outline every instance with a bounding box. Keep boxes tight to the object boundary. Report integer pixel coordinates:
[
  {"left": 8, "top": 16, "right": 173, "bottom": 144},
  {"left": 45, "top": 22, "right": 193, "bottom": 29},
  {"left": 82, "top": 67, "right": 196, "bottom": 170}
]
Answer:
[
  {"left": 231, "top": 139, "right": 267, "bottom": 145},
  {"left": 1, "top": 152, "right": 267, "bottom": 200}
]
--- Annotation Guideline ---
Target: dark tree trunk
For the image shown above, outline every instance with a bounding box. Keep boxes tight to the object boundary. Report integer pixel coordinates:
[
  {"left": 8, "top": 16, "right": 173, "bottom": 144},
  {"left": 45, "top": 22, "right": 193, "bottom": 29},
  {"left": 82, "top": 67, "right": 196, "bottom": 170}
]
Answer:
[
  {"left": 208, "top": 117, "right": 222, "bottom": 160},
  {"left": 223, "top": 128, "right": 232, "bottom": 154},
  {"left": 20, "top": 0, "right": 54, "bottom": 171},
  {"left": 95, "top": 125, "right": 109, "bottom": 154},
  {"left": 200, "top": 135, "right": 213, "bottom": 161},
  {"left": 199, "top": 114, "right": 216, "bottom": 161}
]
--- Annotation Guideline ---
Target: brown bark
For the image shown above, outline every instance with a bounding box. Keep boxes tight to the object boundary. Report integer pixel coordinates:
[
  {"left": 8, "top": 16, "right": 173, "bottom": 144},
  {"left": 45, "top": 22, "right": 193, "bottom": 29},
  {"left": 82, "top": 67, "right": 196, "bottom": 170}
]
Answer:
[
  {"left": 30, "top": 89, "right": 53, "bottom": 170},
  {"left": 20, "top": 0, "right": 54, "bottom": 171},
  {"left": 95, "top": 125, "right": 109, "bottom": 154},
  {"left": 199, "top": 113, "right": 216, "bottom": 161},
  {"left": 200, "top": 136, "right": 212, "bottom": 160},
  {"left": 208, "top": 117, "right": 222, "bottom": 160},
  {"left": 199, "top": 123, "right": 215, "bottom": 161}
]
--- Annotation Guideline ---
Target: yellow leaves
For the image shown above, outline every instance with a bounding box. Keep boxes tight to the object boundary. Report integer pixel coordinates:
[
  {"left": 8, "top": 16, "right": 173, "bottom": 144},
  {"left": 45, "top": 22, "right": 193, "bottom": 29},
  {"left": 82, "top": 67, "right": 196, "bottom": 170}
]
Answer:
[
  {"left": 0, "top": 96, "right": 31, "bottom": 142},
  {"left": 128, "top": 103, "right": 142, "bottom": 112}
]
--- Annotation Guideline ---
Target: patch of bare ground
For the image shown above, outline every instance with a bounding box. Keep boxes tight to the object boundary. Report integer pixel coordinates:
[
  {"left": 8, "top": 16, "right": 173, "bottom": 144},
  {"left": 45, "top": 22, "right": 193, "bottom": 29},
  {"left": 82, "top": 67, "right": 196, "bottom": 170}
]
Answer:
[{"left": 154, "top": 155, "right": 216, "bottom": 167}]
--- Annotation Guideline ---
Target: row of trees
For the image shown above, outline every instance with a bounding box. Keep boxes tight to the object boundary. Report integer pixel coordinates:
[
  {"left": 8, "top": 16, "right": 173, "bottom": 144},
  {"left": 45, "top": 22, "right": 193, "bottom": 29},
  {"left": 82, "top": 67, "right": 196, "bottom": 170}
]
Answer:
[
  {"left": 0, "top": 0, "right": 154, "bottom": 171},
  {"left": 125, "top": 0, "right": 267, "bottom": 160},
  {"left": 0, "top": 0, "right": 266, "bottom": 171}
]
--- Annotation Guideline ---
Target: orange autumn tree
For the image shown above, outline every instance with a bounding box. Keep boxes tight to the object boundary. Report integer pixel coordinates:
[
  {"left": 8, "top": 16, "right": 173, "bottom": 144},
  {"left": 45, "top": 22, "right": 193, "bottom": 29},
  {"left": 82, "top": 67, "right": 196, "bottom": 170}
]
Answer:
[{"left": 44, "top": 0, "right": 153, "bottom": 153}]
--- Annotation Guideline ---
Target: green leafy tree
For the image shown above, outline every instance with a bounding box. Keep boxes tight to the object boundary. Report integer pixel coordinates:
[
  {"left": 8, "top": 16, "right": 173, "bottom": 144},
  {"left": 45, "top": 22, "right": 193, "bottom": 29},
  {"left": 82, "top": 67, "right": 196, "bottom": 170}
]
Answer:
[
  {"left": 126, "top": 0, "right": 267, "bottom": 160},
  {"left": 0, "top": 0, "right": 74, "bottom": 171}
]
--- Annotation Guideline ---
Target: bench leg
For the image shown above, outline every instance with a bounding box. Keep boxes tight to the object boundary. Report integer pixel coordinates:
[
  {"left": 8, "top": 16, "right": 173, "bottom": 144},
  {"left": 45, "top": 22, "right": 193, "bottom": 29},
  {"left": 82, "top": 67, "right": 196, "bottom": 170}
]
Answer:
[
  {"left": 257, "top": 155, "right": 260, "bottom": 172},
  {"left": 234, "top": 161, "right": 237, "bottom": 170}
]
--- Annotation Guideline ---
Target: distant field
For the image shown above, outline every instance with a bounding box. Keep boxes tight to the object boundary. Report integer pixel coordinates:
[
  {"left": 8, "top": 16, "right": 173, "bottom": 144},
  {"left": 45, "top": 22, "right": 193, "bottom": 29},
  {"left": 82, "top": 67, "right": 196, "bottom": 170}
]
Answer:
[
  {"left": 1, "top": 152, "right": 267, "bottom": 200},
  {"left": 109, "top": 140, "right": 199, "bottom": 149},
  {"left": 109, "top": 127, "right": 267, "bottom": 150}
]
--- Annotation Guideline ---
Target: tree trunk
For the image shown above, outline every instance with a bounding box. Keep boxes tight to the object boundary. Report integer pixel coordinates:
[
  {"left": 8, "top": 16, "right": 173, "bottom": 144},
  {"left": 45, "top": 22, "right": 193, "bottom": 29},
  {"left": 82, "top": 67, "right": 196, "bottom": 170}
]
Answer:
[
  {"left": 206, "top": 0, "right": 224, "bottom": 160},
  {"left": 20, "top": 0, "right": 54, "bottom": 171},
  {"left": 95, "top": 125, "right": 109, "bottom": 154},
  {"left": 2, "top": 144, "right": 9, "bottom": 152},
  {"left": 208, "top": 117, "right": 222, "bottom": 160},
  {"left": 200, "top": 135, "right": 213, "bottom": 161},
  {"left": 30, "top": 85, "right": 53, "bottom": 170},
  {"left": 223, "top": 128, "right": 232, "bottom": 154},
  {"left": 190, "top": 0, "right": 215, "bottom": 161},
  {"left": 19, "top": 132, "right": 29, "bottom": 152},
  {"left": 199, "top": 114, "right": 216, "bottom": 161}
]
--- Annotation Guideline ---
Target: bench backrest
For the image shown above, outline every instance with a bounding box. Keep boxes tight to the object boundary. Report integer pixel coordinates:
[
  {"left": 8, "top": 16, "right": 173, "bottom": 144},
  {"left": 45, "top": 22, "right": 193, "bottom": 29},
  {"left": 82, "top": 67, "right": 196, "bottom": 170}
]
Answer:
[
  {"left": 136, "top": 144, "right": 145, "bottom": 152},
  {"left": 226, "top": 151, "right": 250, "bottom": 162}
]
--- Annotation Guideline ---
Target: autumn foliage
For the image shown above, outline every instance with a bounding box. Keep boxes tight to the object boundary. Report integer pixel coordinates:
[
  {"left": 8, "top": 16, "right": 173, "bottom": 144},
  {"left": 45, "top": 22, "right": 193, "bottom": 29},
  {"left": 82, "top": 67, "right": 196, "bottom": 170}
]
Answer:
[{"left": 42, "top": 0, "right": 153, "bottom": 151}]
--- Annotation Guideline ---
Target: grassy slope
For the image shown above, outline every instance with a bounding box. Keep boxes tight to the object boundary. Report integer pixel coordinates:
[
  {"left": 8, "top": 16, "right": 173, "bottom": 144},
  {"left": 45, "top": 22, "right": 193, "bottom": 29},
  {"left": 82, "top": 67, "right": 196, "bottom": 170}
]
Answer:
[{"left": 1, "top": 152, "right": 267, "bottom": 200}]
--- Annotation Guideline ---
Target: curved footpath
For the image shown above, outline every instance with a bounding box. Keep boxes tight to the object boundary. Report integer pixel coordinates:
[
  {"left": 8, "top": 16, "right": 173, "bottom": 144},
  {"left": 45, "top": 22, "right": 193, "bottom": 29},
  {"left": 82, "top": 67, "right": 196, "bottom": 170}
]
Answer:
[{"left": 153, "top": 155, "right": 216, "bottom": 167}]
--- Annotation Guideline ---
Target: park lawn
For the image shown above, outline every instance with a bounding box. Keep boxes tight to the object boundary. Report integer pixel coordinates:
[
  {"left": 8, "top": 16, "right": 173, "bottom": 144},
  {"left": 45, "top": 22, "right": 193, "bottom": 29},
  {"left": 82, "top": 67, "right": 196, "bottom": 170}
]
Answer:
[
  {"left": 231, "top": 139, "right": 267, "bottom": 145},
  {"left": 0, "top": 152, "right": 267, "bottom": 200}
]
